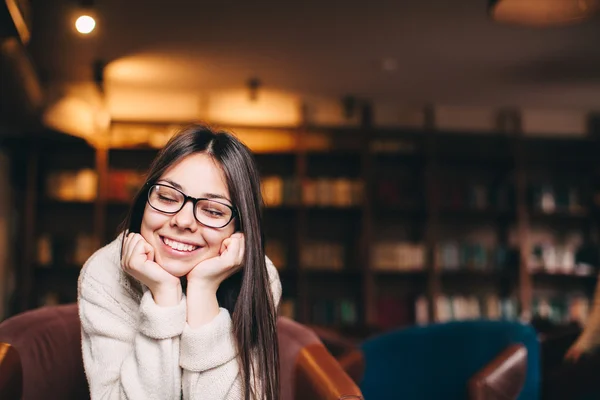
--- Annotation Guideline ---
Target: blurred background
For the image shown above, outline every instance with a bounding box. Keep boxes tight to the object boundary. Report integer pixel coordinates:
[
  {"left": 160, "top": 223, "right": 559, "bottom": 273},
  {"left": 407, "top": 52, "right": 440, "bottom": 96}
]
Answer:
[{"left": 1, "top": 0, "right": 600, "bottom": 341}]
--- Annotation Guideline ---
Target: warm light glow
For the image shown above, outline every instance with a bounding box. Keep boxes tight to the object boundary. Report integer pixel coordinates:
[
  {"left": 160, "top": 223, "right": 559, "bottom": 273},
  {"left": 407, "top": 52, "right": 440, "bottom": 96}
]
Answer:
[
  {"left": 490, "top": 0, "right": 600, "bottom": 27},
  {"left": 75, "top": 15, "right": 96, "bottom": 34},
  {"left": 206, "top": 89, "right": 300, "bottom": 126}
]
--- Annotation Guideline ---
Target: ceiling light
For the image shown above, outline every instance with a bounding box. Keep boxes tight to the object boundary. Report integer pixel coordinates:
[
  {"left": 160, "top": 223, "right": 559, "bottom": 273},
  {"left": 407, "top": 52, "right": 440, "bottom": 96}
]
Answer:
[
  {"left": 489, "top": 0, "right": 600, "bottom": 27},
  {"left": 75, "top": 15, "right": 95, "bottom": 34}
]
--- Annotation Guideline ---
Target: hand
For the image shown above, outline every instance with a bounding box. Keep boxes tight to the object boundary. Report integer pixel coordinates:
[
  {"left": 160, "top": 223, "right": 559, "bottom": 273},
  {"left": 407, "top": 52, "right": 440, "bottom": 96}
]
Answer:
[
  {"left": 121, "top": 233, "right": 181, "bottom": 304},
  {"left": 564, "top": 341, "right": 588, "bottom": 363},
  {"left": 187, "top": 232, "right": 245, "bottom": 292}
]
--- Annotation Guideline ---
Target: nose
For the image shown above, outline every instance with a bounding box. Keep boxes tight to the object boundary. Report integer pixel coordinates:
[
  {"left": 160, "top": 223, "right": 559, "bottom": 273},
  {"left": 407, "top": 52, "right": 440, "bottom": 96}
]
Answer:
[{"left": 170, "top": 200, "right": 198, "bottom": 231}]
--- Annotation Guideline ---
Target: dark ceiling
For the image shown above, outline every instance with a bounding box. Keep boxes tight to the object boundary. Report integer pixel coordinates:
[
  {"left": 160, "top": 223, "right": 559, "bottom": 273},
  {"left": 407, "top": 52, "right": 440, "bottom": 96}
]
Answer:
[{"left": 23, "top": 0, "right": 600, "bottom": 114}]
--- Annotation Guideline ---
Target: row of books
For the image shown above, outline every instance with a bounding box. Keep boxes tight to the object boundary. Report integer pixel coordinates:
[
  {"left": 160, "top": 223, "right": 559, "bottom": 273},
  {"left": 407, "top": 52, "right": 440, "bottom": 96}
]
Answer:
[
  {"left": 45, "top": 169, "right": 146, "bottom": 203},
  {"left": 533, "top": 294, "right": 590, "bottom": 325},
  {"left": 375, "top": 294, "right": 520, "bottom": 329},
  {"left": 310, "top": 298, "right": 359, "bottom": 326},
  {"left": 37, "top": 233, "right": 98, "bottom": 267},
  {"left": 267, "top": 240, "right": 347, "bottom": 271},
  {"left": 300, "top": 242, "right": 345, "bottom": 270},
  {"left": 434, "top": 295, "right": 519, "bottom": 323},
  {"left": 46, "top": 169, "right": 98, "bottom": 202},
  {"left": 432, "top": 183, "right": 514, "bottom": 211},
  {"left": 375, "top": 179, "right": 422, "bottom": 208},
  {"left": 262, "top": 176, "right": 363, "bottom": 207},
  {"left": 371, "top": 242, "right": 425, "bottom": 271},
  {"left": 528, "top": 243, "right": 597, "bottom": 276},
  {"left": 107, "top": 170, "right": 146, "bottom": 202},
  {"left": 529, "top": 183, "right": 584, "bottom": 214},
  {"left": 43, "top": 171, "right": 588, "bottom": 215},
  {"left": 370, "top": 139, "right": 418, "bottom": 154},
  {"left": 436, "top": 242, "right": 518, "bottom": 271}
]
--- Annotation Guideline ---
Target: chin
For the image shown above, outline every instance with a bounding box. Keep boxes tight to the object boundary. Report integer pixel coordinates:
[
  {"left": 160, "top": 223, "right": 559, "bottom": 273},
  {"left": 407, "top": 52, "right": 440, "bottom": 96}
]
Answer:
[
  {"left": 155, "top": 255, "right": 195, "bottom": 278},
  {"left": 161, "top": 263, "right": 194, "bottom": 278}
]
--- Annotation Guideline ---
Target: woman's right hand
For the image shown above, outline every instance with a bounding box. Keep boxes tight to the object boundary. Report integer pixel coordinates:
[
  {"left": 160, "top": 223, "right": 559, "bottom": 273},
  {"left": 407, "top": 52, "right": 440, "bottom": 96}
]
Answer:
[
  {"left": 122, "top": 232, "right": 181, "bottom": 306},
  {"left": 564, "top": 340, "right": 589, "bottom": 363}
]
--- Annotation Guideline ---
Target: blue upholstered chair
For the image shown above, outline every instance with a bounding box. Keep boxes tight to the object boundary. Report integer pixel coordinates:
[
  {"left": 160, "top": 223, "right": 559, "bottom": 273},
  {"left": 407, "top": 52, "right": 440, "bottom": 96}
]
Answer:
[{"left": 358, "top": 320, "right": 539, "bottom": 400}]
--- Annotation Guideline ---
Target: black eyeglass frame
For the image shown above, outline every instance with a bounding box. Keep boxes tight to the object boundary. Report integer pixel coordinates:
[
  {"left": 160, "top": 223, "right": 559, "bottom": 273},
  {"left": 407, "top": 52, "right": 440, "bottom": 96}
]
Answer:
[{"left": 146, "top": 183, "right": 238, "bottom": 229}]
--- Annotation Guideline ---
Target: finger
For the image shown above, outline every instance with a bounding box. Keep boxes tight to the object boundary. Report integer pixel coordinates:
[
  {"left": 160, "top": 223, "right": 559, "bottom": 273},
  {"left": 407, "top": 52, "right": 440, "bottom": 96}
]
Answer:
[
  {"left": 566, "top": 349, "right": 579, "bottom": 362},
  {"left": 222, "top": 237, "right": 241, "bottom": 265},
  {"left": 236, "top": 236, "right": 245, "bottom": 266},
  {"left": 125, "top": 234, "right": 144, "bottom": 270},
  {"left": 219, "top": 237, "right": 232, "bottom": 255},
  {"left": 142, "top": 241, "right": 155, "bottom": 262},
  {"left": 121, "top": 233, "right": 134, "bottom": 268},
  {"left": 130, "top": 238, "right": 150, "bottom": 271}
]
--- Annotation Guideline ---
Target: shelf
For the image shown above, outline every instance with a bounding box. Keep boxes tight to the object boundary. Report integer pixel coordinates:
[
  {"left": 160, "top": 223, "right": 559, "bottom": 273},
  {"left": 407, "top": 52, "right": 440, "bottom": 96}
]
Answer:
[
  {"left": 530, "top": 210, "right": 589, "bottom": 220},
  {"left": 302, "top": 269, "right": 363, "bottom": 279},
  {"left": 107, "top": 200, "right": 133, "bottom": 206},
  {"left": 34, "top": 266, "right": 81, "bottom": 286},
  {"left": 305, "top": 205, "right": 362, "bottom": 213},
  {"left": 372, "top": 205, "right": 425, "bottom": 216},
  {"left": 440, "top": 269, "right": 514, "bottom": 283},
  {"left": 41, "top": 199, "right": 96, "bottom": 206},
  {"left": 532, "top": 271, "right": 597, "bottom": 282},
  {"left": 438, "top": 208, "right": 515, "bottom": 220},
  {"left": 19, "top": 124, "right": 600, "bottom": 329},
  {"left": 370, "top": 152, "right": 426, "bottom": 168},
  {"left": 372, "top": 270, "right": 427, "bottom": 278},
  {"left": 264, "top": 205, "right": 298, "bottom": 212}
]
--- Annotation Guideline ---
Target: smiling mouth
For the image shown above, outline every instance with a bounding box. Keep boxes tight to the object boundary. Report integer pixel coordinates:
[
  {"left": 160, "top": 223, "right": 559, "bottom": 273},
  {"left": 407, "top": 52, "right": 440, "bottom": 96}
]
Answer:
[{"left": 161, "top": 236, "right": 200, "bottom": 252}]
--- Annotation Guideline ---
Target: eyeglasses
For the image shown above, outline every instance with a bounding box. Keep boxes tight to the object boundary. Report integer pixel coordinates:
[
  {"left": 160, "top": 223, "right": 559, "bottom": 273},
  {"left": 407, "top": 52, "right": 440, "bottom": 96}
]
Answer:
[{"left": 147, "top": 184, "right": 237, "bottom": 228}]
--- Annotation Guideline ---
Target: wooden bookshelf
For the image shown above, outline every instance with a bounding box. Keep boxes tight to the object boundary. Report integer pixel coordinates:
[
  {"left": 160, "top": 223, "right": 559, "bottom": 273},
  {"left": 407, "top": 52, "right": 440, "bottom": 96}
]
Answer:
[{"left": 5, "top": 114, "right": 600, "bottom": 334}]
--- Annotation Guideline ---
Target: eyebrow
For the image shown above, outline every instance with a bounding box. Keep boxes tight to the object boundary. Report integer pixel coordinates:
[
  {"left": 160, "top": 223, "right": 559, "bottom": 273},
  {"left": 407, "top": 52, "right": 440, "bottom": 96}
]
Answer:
[{"left": 158, "top": 179, "right": 232, "bottom": 203}]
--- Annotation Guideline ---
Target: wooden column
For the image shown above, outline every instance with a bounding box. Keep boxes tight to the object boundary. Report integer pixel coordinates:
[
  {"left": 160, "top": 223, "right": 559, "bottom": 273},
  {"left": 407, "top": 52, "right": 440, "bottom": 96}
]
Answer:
[
  {"left": 94, "top": 146, "right": 108, "bottom": 247},
  {"left": 511, "top": 112, "right": 533, "bottom": 321},
  {"left": 20, "top": 145, "right": 39, "bottom": 311},
  {"left": 359, "top": 102, "right": 375, "bottom": 326},
  {"left": 296, "top": 104, "right": 309, "bottom": 323},
  {"left": 423, "top": 104, "right": 440, "bottom": 322}
]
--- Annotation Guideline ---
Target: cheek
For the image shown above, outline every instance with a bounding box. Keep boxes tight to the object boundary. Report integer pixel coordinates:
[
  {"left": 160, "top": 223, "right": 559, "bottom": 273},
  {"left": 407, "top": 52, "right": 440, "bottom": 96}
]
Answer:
[
  {"left": 205, "top": 226, "right": 235, "bottom": 249},
  {"left": 140, "top": 207, "right": 168, "bottom": 238}
]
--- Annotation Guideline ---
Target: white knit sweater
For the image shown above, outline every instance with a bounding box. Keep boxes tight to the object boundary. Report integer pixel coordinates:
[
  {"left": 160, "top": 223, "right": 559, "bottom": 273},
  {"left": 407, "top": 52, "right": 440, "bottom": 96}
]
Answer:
[{"left": 78, "top": 236, "right": 282, "bottom": 400}]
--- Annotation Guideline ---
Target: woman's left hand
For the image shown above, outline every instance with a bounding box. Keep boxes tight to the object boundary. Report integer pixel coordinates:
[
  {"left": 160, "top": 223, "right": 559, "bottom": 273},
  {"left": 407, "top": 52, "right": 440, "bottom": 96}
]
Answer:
[{"left": 187, "top": 232, "right": 245, "bottom": 292}]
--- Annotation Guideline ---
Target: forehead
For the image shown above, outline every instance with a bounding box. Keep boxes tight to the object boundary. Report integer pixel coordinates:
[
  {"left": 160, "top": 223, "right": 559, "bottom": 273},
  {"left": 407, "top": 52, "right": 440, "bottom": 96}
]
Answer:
[{"left": 160, "top": 153, "right": 229, "bottom": 197}]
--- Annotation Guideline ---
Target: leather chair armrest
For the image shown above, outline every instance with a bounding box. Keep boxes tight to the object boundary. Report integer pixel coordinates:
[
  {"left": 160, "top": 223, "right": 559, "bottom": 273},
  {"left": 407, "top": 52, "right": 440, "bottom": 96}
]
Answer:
[
  {"left": 307, "top": 325, "right": 366, "bottom": 384},
  {"left": 468, "top": 344, "right": 527, "bottom": 400},
  {"left": 306, "top": 325, "right": 360, "bottom": 359},
  {"left": 338, "top": 348, "right": 365, "bottom": 384},
  {"left": 0, "top": 342, "right": 22, "bottom": 400},
  {"left": 296, "top": 343, "right": 364, "bottom": 400}
]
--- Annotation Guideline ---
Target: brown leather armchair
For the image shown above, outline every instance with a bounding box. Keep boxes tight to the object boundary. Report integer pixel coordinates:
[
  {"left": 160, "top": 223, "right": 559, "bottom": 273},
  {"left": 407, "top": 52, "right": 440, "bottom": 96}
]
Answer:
[
  {"left": 468, "top": 344, "right": 528, "bottom": 400},
  {"left": 0, "top": 304, "right": 363, "bottom": 400}
]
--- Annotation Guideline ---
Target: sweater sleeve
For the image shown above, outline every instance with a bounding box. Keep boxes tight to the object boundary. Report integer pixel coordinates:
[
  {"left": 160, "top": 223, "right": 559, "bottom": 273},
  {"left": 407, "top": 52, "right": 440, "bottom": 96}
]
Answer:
[
  {"left": 180, "top": 256, "right": 281, "bottom": 400},
  {"left": 78, "top": 245, "right": 187, "bottom": 400}
]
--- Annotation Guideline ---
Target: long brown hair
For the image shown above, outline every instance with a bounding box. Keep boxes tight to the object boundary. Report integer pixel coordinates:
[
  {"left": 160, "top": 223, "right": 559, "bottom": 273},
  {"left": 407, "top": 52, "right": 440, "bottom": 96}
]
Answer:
[{"left": 119, "top": 124, "right": 279, "bottom": 400}]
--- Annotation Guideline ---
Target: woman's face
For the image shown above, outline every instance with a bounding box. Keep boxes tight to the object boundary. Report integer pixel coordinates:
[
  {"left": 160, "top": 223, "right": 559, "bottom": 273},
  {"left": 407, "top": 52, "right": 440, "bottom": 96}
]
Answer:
[{"left": 140, "top": 152, "right": 236, "bottom": 277}]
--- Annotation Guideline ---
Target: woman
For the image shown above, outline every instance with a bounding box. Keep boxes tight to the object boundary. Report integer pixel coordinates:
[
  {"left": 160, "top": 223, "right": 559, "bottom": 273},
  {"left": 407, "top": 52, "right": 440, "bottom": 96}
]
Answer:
[{"left": 78, "top": 125, "right": 281, "bottom": 399}]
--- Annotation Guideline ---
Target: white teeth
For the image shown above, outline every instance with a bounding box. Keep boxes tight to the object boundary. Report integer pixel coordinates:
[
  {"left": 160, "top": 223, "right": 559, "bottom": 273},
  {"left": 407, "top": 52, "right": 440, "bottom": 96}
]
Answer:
[{"left": 163, "top": 237, "right": 198, "bottom": 252}]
